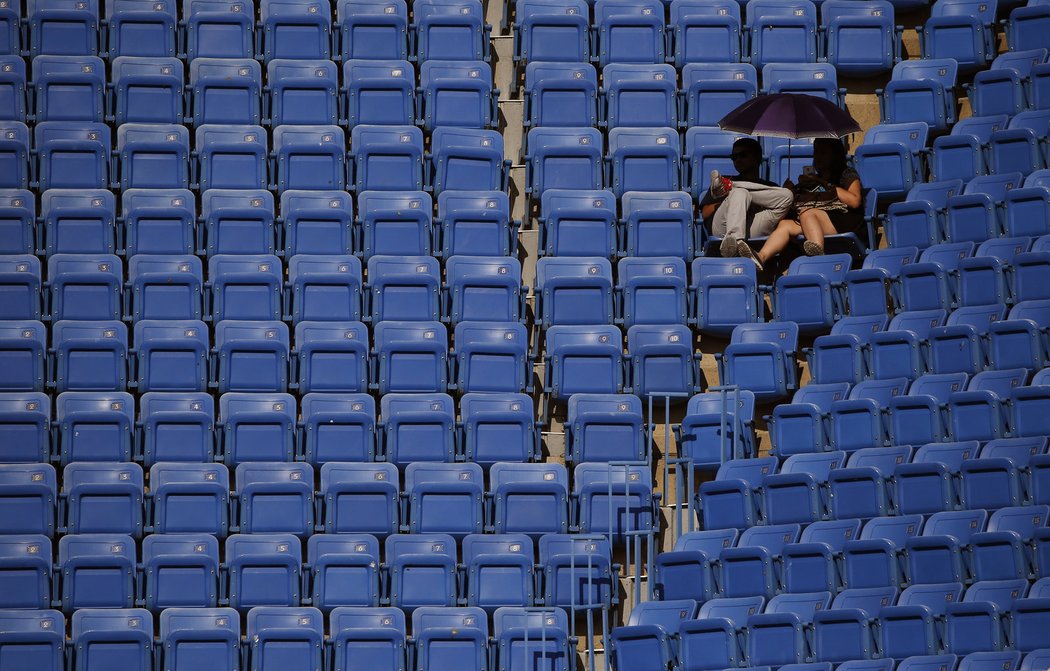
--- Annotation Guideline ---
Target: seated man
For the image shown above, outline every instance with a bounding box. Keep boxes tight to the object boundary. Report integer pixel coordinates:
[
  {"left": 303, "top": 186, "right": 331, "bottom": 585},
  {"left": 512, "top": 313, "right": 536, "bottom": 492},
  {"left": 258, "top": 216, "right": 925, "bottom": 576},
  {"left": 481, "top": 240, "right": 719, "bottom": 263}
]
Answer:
[{"left": 701, "top": 138, "right": 794, "bottom": 258}]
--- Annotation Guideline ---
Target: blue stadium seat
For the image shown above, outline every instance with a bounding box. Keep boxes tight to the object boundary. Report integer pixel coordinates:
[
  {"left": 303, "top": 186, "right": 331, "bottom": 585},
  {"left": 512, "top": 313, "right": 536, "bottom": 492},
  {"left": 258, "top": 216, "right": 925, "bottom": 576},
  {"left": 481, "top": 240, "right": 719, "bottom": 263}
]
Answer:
[
  {"left": 692, "top": 258, "right": 762, "bottom": 337},
  {"left": 930, "top": 116, "right": 1003, "bottom": 183},
  {"left": 214, "top": 320, "right": 289, "bottom": 393},
  {"left": 746, "top": 609, "right": 809, "bottom": 667},
  {"left": 194, "top": 125, "right": 268, "bottom": 190},
  {"left": 357, "top": 191, "right": 432, "bottom": 258},
  {"left": 679, "top": 389, "right": 757, "bottom": 469},
  {"left": 105, "top": 0, "right": 176, "bottom": 57},
  {"left": 294, "top": 322, "right": 369, "bottom": 393},
  {"left": 762, "top": 452, "right": 844, "bottom": 525},
  {"left": 1022, "top": 650, "right": 1050, "bottom": 671},
  {"left": 320, "top": 462, "right": 398, "bottom": 536},
  {"left": 139, "top": 392, "right": 214, "bottom": 465},
  {"left": 218, "top": 392, "right": 296, "bottom": 465},
  {"left": 968, "top": 505, "right": 1048, "bottom": 581},
  {"left": 522, "top": 62, "right": 597, "bottom": 130},
  {"left": 1007, "top": 0, "right": 1050, "bottom": 52},
  {"left": 669, "top": 0, "right": 741, "bottom": 67},
  {"left": 429, "top": 128, "right": 508, "bottom": 194},
  {"left": 513, "top": 0, "right": 590, "bottom": 65},
  {"left": 681, "top": 63, "right": 757, "bottom": 128},
  {"left": 745, "top": 0, "right": 818, "bottom": 70},
  {"left": 696, "top": 456, "right": 775, "bottom": 530},
  {"left": 878, "top": 583, "right": 960, "bottom": 659},
  {"left": 535, "top": 257, "right": 614, "bottom": 328},
  {"left": 894, "top": 442, "right": 975, "bottom": 515},
  {"left": 461, "top": 535, "right": 535, "bottom": 610},
  {"left": 0, "top": 1, "right": 17, "bottom": 56},
  {"left": 367, "top": 255, "right": 441, "bottom": 322},
  {"left": 234, "top": 462, "right": 314, "bottom": 537},
  {"left": 987, "top": 299, "right": 1050, "bottom": 371},
  {"left": 461, "top": 393, "right": 538, "bottom": 465},
  {"left": 1004, "top": 189, "right": 1050, "bottom": 239},
  {"left": 806, "top": 315, "right": 887, "bottom": 384},
  {"left": 373, "top": 321, "right": 448, "bottom": 394},
  {"left": 158, "top": 608, "right": 240, "bottom": 671},
  {"left": 524, "top": 127, "right": 604, "bottom": 199},
  {"left": 607, "top": 126, "right": 681, "bottom": 197},
  {"left": 544, "top": 325, "right": 624, "bottom": 400},
  {"left": 413, "top": 0, "right": 488, "bottom": 62},
  {"left": 265, "top": 60, "right": 339, "bottom": 127},
  {"left": 141, "top": 535, "right": 219, "bottom": 611},
  {"left": 111, "top": 56, "right": 183, "bottom": 125},
  {"left": 208, "top": 255, "right": 283, "bottom": 321},
  {"left": 538, "top": 189, "right": 616, "bottom": 259},
  {"left": 565, "top": 393, "right": 644, "bottom": 464},
  {"left": 58, "top": 534, "right": 135, "bottom": 611},
  {"left": 419, "top": 61, "right": 496, "bottom": 131},
  {"left": 594, "top": 0, "right": 666, "bottom": 67},
  {"left": 245, "top": 607, "right": 323, "bottom": 671},
  {"left": 622, "top": 191, "right": 694, "bottom": 259},
  {"left": 386, "top": 533, "right": 458, "bottom": 610},
  {"left": 488, "top": 462, "right": 567, "bottom": 536},
  {"left": 855, "top": 121, "right": 929, "bottom": 203},
  {"left": 288, "top": 255, "right": 362, "bottom": 323},
  {"left": 34, "top": 121, "right": 110, "bottom": 190},
  {"left": 880, "top": 59, "right": 959, "bottom": 133},
  {"left": 28, "top": 0, "right": 98, "bottom": 56},
  {"left": 1011, "top": 599, "right": 1050, "bottom": 652},
  {"left": 781, "top": 520, "right": 862, "bottom": 592},
  {"left": 70, "top": 608, "right": 153, "bottom": 671},
  {"left": 47, "top": 254, "right": 122, "bottom": 321},
  {"left": 539, "top": 534, "right": 615, "bottom": 609},
  {"left": 822, "top": 0, "right": 900, "bottom": 76},
  {"left": 0, "top": 121, "right": 29, "bottom": 188},
  {"left": 342, "top": 60, "right": 414, "bottom": 129},
  {"left": 260, "top": 0, "right": 330, "bottom": 61},
  {"left": 349, "top": 125, "right": 424, "bottom": 193},
  {"left": 405, "top": 462, "right": 484, "bottom": 537},
  {"left": 149, "top": 463, "right": 228, "bottom": 537},
  {"left": 281, "top": 190, "right": 354, "bottom": 257},
  {"left": 718, "top": 523, "right": 802, "bottom": 597},
  {"left": 52, "top": 320, "right": 127, "bottom": 392},
  {"left": 128, "top": 255, "right": 203, "bottom": 321},
  {"left": 603, "top": 63, "right": 678, "bottom": 130},
  {"left": 965, "top": 580, "right": 1030, "bottom": 612},
  {"left": 41, "top": 189, "right": 115, "bottom": 256},
  {"left": 189, "top": 58, "right": 261, "bottom": 126},
  {"left": 611, "top": 599, "right": 698, "bottom": 671},
  {"left": 907, "top": 510, "right": 987, "bottom": 584},
  {"left": 132, "top": 320, "right": 208, "bottom": 392},
  {"left": 919, "top": 0, "right": 998, "bottom": 72},
  {"left": 271, "top": 124, "right": 345, "bottom": 193},
  {"left": 685, "top": 126, "right": 748, "bottom": 201},
  {"left": 183, "top": 0, "right": 254, "bottom": 59},
  {"left": 445, "top": 256, "right": 525, "bottom": 325},
  {"left": 885, "top": 372, "right": 966, "bottom": 445},
  {"left": 412, "top": 607, "right": 488, "bottom": 671},
  {"left": 812, "top": 588, "right": 893, "bottom": 662},
  {"left": 492, "top": 607, "right": 572, "bottom": 671},
  {"left": 0, "top": 463, "right": 56, "bottom": 535},
  {"left": 618, "top": 257, "right": 688, "bottom": 327},
  {"left": 677, "top": 612, "right": 744, "bottom": 670},
  {"left": 768, "top": 382, "right": 851, "bottom": 457},
  {"left": 762, "top": 63, "right": 841, "bottom": 104},
  {"left": 988, "top": 111, "right": 1050, "bottom": 176},
  {"left": 329, "top": 607, "right": 406, "bottom": 671},
  {"left": 379, "top": 393, "right": 455, "bottom": 464},
  {"left": 627, "top": 324, "right": 699, "bottom": 396},
  {"left": 0, "top": 321, "right": 45, "bottom": 392},
  {"left": 968, "top": 49, "right": 1047, "bottom": 118},
  {"left": 452, "top": 321, "right": 529, "bottom": 393},
  {"left": 0, "top": 535, "right": 51, "bottom": 609},
  {"left": 841, "top": 515, "right": 920, "bottom": 589},
  {"left": 1011, "top": 377, "right": 1050, "bottom": 437},
  {"left": 898, "top": 242, "right": 971, "bottom": 311},
  {"left": 927, "top": 305, "right": 1003, "bottom": 375},
  {"left": 0, "top": 191, "right": 35, "bottom": 255},
  {"left": 31, "top": 55, "right": 105, "bottom": 122},
  {"left": 828, "top": 377, "right": 908, "bottom": 452},
  {"left": 123, "top": 189, "right": 195, "bottom": 256},
  {"left": 773, "top": 254, "right": 851, "bottom": 335},
  {"left": 0, "top": 393, "right": 51, "bottom": 463},
  {"left": 64, "top": 462, "right": 141, "bottom": 534},
  {"left": 300, "top": 393, "right": 375, "bottom": 464},
  {"left": 438, "top": 191, "right": 514, "bottom": 259},
  {"left": 307, "top": 534, "right": 380, "bottom": 609},
  {"left": 654, "top": 528, "right": 737, "bottom": 601},
  {"left": 337, "top": 0, "right": 408, "bottom": 60},
  {"left": 225, "top": 534, "right": 302, "bottom": 610},
  {"left": 717, "top": 322, "right": 799, "bottom": 403}
]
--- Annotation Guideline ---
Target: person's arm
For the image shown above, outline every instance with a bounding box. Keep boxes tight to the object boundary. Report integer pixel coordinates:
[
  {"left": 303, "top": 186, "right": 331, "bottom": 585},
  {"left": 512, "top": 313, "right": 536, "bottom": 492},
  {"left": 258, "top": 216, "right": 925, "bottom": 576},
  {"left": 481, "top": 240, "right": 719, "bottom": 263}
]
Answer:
[
  {"left": 829, "top": 178, "right": 863, "bottom": 209},
  {"left": 701, "top": 199, "right": 722, "bottom": 220}
]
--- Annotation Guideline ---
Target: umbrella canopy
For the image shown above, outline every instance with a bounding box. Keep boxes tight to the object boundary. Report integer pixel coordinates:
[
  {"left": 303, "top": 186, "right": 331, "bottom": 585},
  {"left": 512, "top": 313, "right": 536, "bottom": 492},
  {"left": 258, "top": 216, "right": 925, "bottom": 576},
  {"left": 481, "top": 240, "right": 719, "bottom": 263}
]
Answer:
[{"left": 718, "top": 93, "right": 861, "bottom": 139}]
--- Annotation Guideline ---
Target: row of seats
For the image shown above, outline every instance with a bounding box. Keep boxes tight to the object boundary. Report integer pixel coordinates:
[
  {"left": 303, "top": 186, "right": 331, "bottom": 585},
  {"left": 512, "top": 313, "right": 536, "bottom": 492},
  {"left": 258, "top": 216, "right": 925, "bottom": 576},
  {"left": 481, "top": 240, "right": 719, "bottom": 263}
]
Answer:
[
  {"left": 0, "top": 606, "right": 574, "bottom": 671},
  {"left": 0, "top": 55, "right": 499, "bottom": 130},
  {"left": 0, "top": 532, "right": 618, "bottom": 612},
  {"left": 0, "top": 121, "right": 509, "bottom": 194},
  {"left": 3, "top": 0, "right": 491, "bottom": 63}
]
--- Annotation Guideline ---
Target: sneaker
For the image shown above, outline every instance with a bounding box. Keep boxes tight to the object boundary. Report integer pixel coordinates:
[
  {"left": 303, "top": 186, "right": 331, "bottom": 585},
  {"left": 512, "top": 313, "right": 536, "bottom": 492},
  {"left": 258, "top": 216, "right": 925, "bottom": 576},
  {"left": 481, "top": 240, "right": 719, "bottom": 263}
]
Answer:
[
  {"left": 736, "top": 239, "right": 763, "bottom": 272},
  {"left": 719, "top": 234, "right": 739, "bottom": 258},
  {"left": 803, "top": 241, "right": 825, "bottom": 256},
  {"left": 709, "top": 170, "right": 732, "bottom": 199}
]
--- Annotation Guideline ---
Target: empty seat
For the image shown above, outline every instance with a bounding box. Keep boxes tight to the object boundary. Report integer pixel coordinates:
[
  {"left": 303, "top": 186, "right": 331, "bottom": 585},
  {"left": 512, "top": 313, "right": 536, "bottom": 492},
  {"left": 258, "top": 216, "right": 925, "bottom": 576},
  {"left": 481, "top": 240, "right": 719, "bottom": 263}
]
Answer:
[
  {"left": 988, "top": 111, "right": 1050, "bottom": 177},
  {"left": 492, "top": 607, "right": 571, "bottom": 671},
  {"left": 47, "top": 254, "right": 122, "bottom": 321},
  {"left": 123, "top": 189, "right": 195, "bottom": 256},
  {"left": 158, "top": 608, "right": 240, "bottom": 671},
  {"left": 405, "top": 462, "right": 484, "bottom": 537},
  {"left": 386, "top": 534, "right": 458, "bottom": 610},
  {"left": 0, "top": 191, "right": 35, "bottom": 255},
  {"left": 34, "top": 121, "right": 110, "bottom": 190},
  {"left": 679, "top": 389, "right": 757, "bottom": 470},
  {"left": 294, "top": 322, "right": 369, "bottom": 394},
  {"left": 762, "top": 63, "right": 841, "bottom": 103},
  {"left": 654, "top": 528, "right": 737, "bottom": 602},
  {"left": 907, "top": 510, "right": 987, "bottom": 585},
  {"left": 367, "top": 255, "right": 440, "bottom": 322},
  {"left": 195, "top": 125, "right": 267, "bottom": 191},
  {"left": 0, "top": 535, "right": 51, "bottom": 609},
  {"left": 719, "top": 523, "right": 802, "bottom": 598},
  {"left": 260, "top": 0, "right": 331, "bottom": 61},
  {"left": 288, "top": 255, "right": 363, "bottom": 323},
  {"left": 413, "top": 0, "right": 488, "bottom": 62},
  {"left": 58, "top": 534, "right": 135, "bottom": 611},
  {"left": 969, "top": 506, "right": 1047, "bottom": 581},
  {"left": 234, "top": 462, "right": 313, "bottom": 537},
  {"left": 535, "top": 257, "right": 613, "bottom": 328},
  {"left": 746, "top": 0, "right": 818, "bottom": 70},
  {"left": 718, "top": 322, "right": 799, "bottom": 403},
  {"left": 330, "top": 607, "right": 407, "bottom": 671},
  {"left": 855, "top": 122, "right": 929, "bottom": 203},
  {"left": 281, "top": 190, "right": 354, "bottom": 257},
  {"left": 931, "top": 117, "right": 1002, "bottom": 184},
  {"left": 968, "top": 49, "right": 1046, "bottom": 118},
  {"left": 822, "top": 0, "right": 899, "bottom": 76},
  {"left": 696, "top": 456, "right": 775, "bottom": 530},
  {"left": 41, "top": 189, "right": 115, "bottom": 256},
  {"left": 842, "top": 515, "right": 921, "bottom": 589},
  {"left": 524, "top": 127, "right": 604, "bottom": 200},
  {"left": 62, "top": 461, "right": 142, "bottom": 537},
  {"left": 773, "top": 254, "right": 851, "bottom": 335},
  {"left": 208, "top": 255, "right": 282, "bottom": 321},
  {"left": 52, "top": 321, "right": 127, "bottom": 392},
  {"left": 149, "top": 463, "right": 228, "bottom": 537},
  {"left": 0, "top": 321, "right": 45, "bottom": 392},
  {"left": 881, "top": 60, "right": 959, "bottom": 134},
  {"left": 461, "top": 393, "right": 537, "bottom": 465},
  {"left": 142, "top": 535, "right": 219, "bottom": 611},
  {"left": 0, "top": 463, "right": 56, "bottom": 535},
  {"left": 626, "top": 323, "right": 699, "bottom": 397},
  {"left": 988, "top": 299, "right": 1050, "bottom": 371},
  {"left": 29, "top": 0, "right": 98, "bottom": 56},
  {"left": 681, "top": 63, "right": 757, "bottom": 128},
  {"left": 622, "top": 191, "right": 694, "bottom": 259},
  {"left": 373, "top": 321, "right": 448, "bottom": 394},
  {"left": 349, "top": 125, "right": 424, "bottom": 193},
  {"left": 245, "top": 607, "right": 323, "bottom": 670},
  {"left": 225, "top": 534, "right": 302, "bottom": 610},
  {"left": 115, "top": 123, "right": 189, "bottom": 190},
  {"left": 762, "top": 452, "right": 845, "bottom": 525},
  {"left": 488, "top": 462, "right": 567, "bottom": 537},
  {"left": 342, "top": 60, "right": 414, "bottom": 129},
  {"left": 603, "top": 63, "right": 678, "bottom": 130},
  {"left": 1011, "top": 599, "right": 1050, "bottom": 652},
  {"left": 782, "top": 519, "right": 862, "bottom": 593},
  {"left": 307, "top": 534, "right": 380, "bottom": 609},
  {"left": 445, "top": 256, "right": 525, "bottom": 324},
  {"left": 565, "top": 394, "right": 644, "bottom": 465},
  {"left": 669, "top": 0, "right": 741, "bottom": 67},
  {"left": 105, "top": 0, "right": 176, "bottom": 57},
  {"left": 523, "top": 61, "right": 597, "bottom": 129},
  {"left": 189, "top": 58, "right": 261, "bottom": 126},
  {"left": 946, "top": 174, "right": 1020, "bottom": 244},
  {"left": 430, "top": 128, "right": 507, "bottom": 196},
  {"left": 110, "top": 56, "right": 183, "bottom": 125},
  {"left": 768, "top": 382, "right": 851, "bottom": 457},
  {"left": 218, "top": 392, "right": 296, "bottom": 465},
  {"left": 692, "top": 258, "right": 762, "bottom": 338},
  {"left": 183, "top": 0, "right": 254, "bottom": 60},
  {"left": 919, "top": 0, "right": 997, "bottom": 72},
  {"left": 611, "top": 599, "right": 699, "bottom": 671},
  {"left": 132, "top": 321, "right": 208, "bottom": 393},
  {"left": 543, "top": 325, "right": 624, "bottom": 401},
  {"left": 357, "top": 191, "right": 433, "bottom": 259},
  {"left": 301, "top": 393, "right": 375, "bottom": 464},
  {"left": 419, "top": 61, "right": 496, "bottom": 131},
  {"left": 0, "top": 1, "right": 17, "bottom": 56},
  {"left": 31, "top": 55, "right": 104, "bottom": 123},
  {"left": 575, "top": 462, "right": 655, "bottom": 541},
  {"left": 0, "top": 121, "right": 29, "bottom": 188},
  {"left": 0, "top": 393, "right": 51, "bottom": 463},
  {"left": 127, "top": 255, "right": 202, "bottom": 321},
  {"left": 320, "top": 462, "right": 398, "bottom": 536},
  {"left": 619, "top": 258, "right": 689, "bottom": 327},
  {"left": 806, "top": 315, "right": 887, "bottom": 384},
  {"left": 812, "top": 588, "right": 893, "bottom": 662},
  {"left": 379, "top": 393, "right": 455, "bottom": 464},
  {"left": 539, "top": 189, "right": 617, "bottom": 259},
  {"left": 437, "top": 191, "right": 514, "bottom": 258},
  {"left": 214, "top": 320, "right": 289, "bottom": 393},
  {"left": 272, "top": 124, "right": 346, "bottom": 193},
  {"left": 594, "top": 0, "right": 665, "bottom": 67},
  {"left": 412, "top": 607, "right": 488, "bottom": 671},
  {"left": 886, "top": 373, "right": 966, "bottom": 446},
  {"left": 70, "top": 608, "right": 153, "bottom": 671},
  {"left": 337, "top": 0, "right": 408, "bottom": 61},
  {"left": 452, "top": 322, "right": 529, "bottom": 394},
  {"left": 607, "top": 127, "right": 681, "bottom": 197},
  {"left": 539, "top": 534, "right": 615, "bottom": 609},
  {"left": 139, "top": 392, "right": 214, "bottom": 465}
]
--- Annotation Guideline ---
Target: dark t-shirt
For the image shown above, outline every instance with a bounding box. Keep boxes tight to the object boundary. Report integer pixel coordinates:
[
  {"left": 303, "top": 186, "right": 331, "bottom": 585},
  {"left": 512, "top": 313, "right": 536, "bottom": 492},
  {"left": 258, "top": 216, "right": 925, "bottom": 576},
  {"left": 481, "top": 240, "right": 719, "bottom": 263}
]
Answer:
[{"left": 699, "top": 174, "right": 778, "bottom": 225}]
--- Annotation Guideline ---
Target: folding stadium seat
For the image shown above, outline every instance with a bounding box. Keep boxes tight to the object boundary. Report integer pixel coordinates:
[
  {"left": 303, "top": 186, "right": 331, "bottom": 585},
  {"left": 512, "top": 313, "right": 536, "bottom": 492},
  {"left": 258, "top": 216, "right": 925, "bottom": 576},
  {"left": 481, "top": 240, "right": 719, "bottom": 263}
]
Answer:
[
  {"left": 927, "top": 305, "right": 1002, "bottom": 375},
  {"left": 52, "top": 320, "right": 127, "bottom": 392},
  {"left": 762, "top": 63, "right": 842, "bottom": 104},
  {"left": 40, "top": 190, "right": 113, "bottom": 256},
  {"left": 718, "top": 523, "right": 802, "bottom": 598},
  {"left": 293, "top": 322, "right": 369, "bottom": 393},
  {"left": 539, "top": 534, "right": 615, "bottom": 609},
  {"left": 987, "top": 299, "right": 1050, "bottom": 371},
  {"left": 386, "top": 533, "right": 458, "bottom": 610},
  {"left": 214, "top": 320, "right": 289, "bottom": 393},
  {"left": 691, "top": 258, "right": 762, "bottom": 337},
  {"left": 919, "top": 0, "right": 997, "bottom": 72},
  {"left": 139, "top": 392, "right": 214, "bottom": 465},
  {"left": 149, "top": 463, "right": 229, "bottom": 537},
  {"left": 0, "top": 321, "right": 46, "bottom": 393},
  {"left": 115, "top": 124, "right": 189, "bottom": 190},
  {"left": 330, "top": 607, "right": 407, "bottom": 671},
  {"left": 379, "top": 393, "right": 455, "bottom": 465},
  {"left": 610, "top": 600, "right": 698, "bottom": 671},
  {"left": 70, "top": 608, "right": 154, "bottom": 671},
  {"left": 260, "top": 0, "right": 330, "bottom": 61},
  {"left": 594, "top": 0, "right": 665, "bottom": 67},
  {"left": 0, "top": 190, "right": 35, "bottom": 255},
  {"left": 602, "top": 64, "right": 678, "bottom": 130},
  {"left": 513, "top": 0, "right": 591, "bottom": 69},
  {"left": 0, "top": 535, "right": 51, "bottom": 609},
  {"left": 746, "top": 609, "right": 810, "bottom": 667},
  {"left": 419, "top": 61, "right": 497, "bottom": 132},
  {"left": 856, "top": 122, "right": 930, "bottom": 203},
  {"left": 307, "top": 534, "right": 380, "bottom": 609},
  {"left": 0, "top": 394, "right": 51, "bottom": 463},
  {"left": 356, "top": 192, "right": 432, "bottom": 259},
  {"left": 405, "top": 462, "right": 484, "bottom": 538},
  {"left": 366, "top": 255, "right": 441, "bottom": 322},
  {"left": 0, "top": 463, "right": 56, "bottom": 537},
  {"left": 879, "top": 60, "right": 959, "bottom": 134},
  {"left": 968, "top": 50, "right": 1047, "bottom": 118},
  {"left": 958, "top": 652, "right": 1024, "bottom": 671},
  {"left": 535, "top": 257, "right": 614, "bottom": 328},
  {"left": 246, "top": 607, "right": 325, "bottom": 671},
  {"left": 234, "top": 462, "right": 313, "bottom": 537},
  {"left": 894, "top": 442, "right": 977, "bottom": 516},
  {"left": 159, "top": 609, "right": 240, "bottom": 671},
  {"left": 681, "top": 63, "right": 757, "bottom": 128},
  {"left": 780, "top": 519, "right": 861, "bottom": 593},
  {"left": 58, "top": 534, "right": 135, "bottom": 611},
  {"left": 957, "top": 253, "right": 1016, "bottom": 310},
  {"left": 695, "top": 456, "right": 775, "bottom": 530},
  {"left": 745, "top": 0, "right": 818, "bottom": 70},
  {"left": 110, "top": 56, "right": 182, "bottom": 125},
  {"left": 930, "top": 117, "right": 1003, "bottom": 184},
  {"left": 885, "top": 373, "right": 965, "bottom": 446},
  {"left": 653, "top": 528, "right": 737, "bottom": 602},
  {"left": 373, "top": 321, "right": 448, "bottom": 394},
  {"left": 194, "top": 125, "right": 268, "bottom": 191},
  {"left": 320, "top": 463, "right": 398, "bottom": 536},
  {"left": 538, "top": 189, "right": 616, "bottom": 259},
  {"left": 626, "top": 324, "right": 699, "bottom": 397},
  {"left": 0, "top": 120, "right": 29, "bottom": 188},
  {"left": 812, "top": 589, "right": 894, "bottom": 662},
  {"left": 492, "top": 608, "right": 572, "bottom": 671},
  {"left": 265, "top": 60, "right": 338, "bottom": 127},
  {"left": 947, "top": 388, "right": 1007, "bottom": 445},
  {"left": 30, "top": 55, "right": 104, "bottom": 122},
  {"left": 772, "top": 254, "right": 851, "bottom": 335},
  {"left": 805, "top": 315, "right": 886, "bottom": 384},
  {"left": 131, "top": 321, "right": 208, "bottom": 393},
  {"left": 607, "top": 127, "right": 681, "bottom": 197},
  {"left": 668, "top": 0, "right": 741, "bottom": 67},
  {"left": 522, "top": 62, "right": 598, "bottom": 129},
  {"left": 281, "top": 190, "right": 354, "bottom": 257},
  {"left": 828, "top": 378, "right": 909, "bottom": 452},
  {"left": 300, "top": 393, "right": 375, "bottom": 464},
  {"left": 717, "top": 322, "right": 799, "bottom": 403},
  {"left": 896, "top": 243, "right": 970, "bottom": 313},
  {"left": 337, "top": 0, "right": 408, "bottom": 60},
  {"left": 762, "top": 452, "right": 844, "bottom": 525},
  {"left": 141, "top": 535, "right": 219, "bottom": 611},
  {"left": 841, "top": 515, "right": 920, "bottom": 589},
  {"left": 1011, "top": 599, "right": 1050, "bottom": 652},
  {"left": 342, "top": 60, "right": 414, "bottom": 131},
  {"left": 1023, "top": 650, "right": 1050, "bottom": 671},
  {"left": 225, "top": 534, "right": 302, "bottom": 610},
  {"left": 544, "top": 325, "right": 624, "bottom": 401},
  {"left": 487, "top": 462, "right": 567, "bottom": 537},
  {"left": 907, "top": 509, "right": 987, "bottom": 584},
  {"left": 0, "top": 0, "right": 16, "bottom": 56},
  {"left": 104, "top": 0, "right": 176, "bottom": 58},
  {"left": 679, "top": 389, "right": 758, "bottom": 472},
  {"left": 204, "top": 189, "right": 276, "bottom": 256},
  {"left": 436, "top": 193, "right": 514, "bottom": 260},
  {"left": 189, "top": 58, "right": 261, "bottom": 126},
  {"left": 768, "top": 382, "right": 851, "bottom": 457},
  {"left": 271, "top": 125, "right": 346, "bottom": 193},
  {"left": 208, "top": 255, "right": 283, "bottom": 321},
  {"left": 878, "top": 584, "right": 961, "bottom": 659},
  {"left": 430, "top": 128, "right": 508, "bottom": 195},
  {"left": 218, "top": 392, "right": 296, "bottom": 465},
  {"left": 968, "top": 506, "right": 1048, "bottom": 581},
  {"left": 618, "top": 258, "right": 688, "bottom": 327},
  {"left": 988, "top": 112, "right": 1050, "bottom": 176},
  {"left": 413, "top": 0, "right": 488, "bottom": 62},
  {"left": 1011, "top": 381, "right": 1050, "bottom": 438},
  {"left": 621, "top": 191, "right": 693, "bottom": 259},
  {"left": 183, "top": 0, "right": 254, "bottom": 59},
  {"left": 34, "top": 121, "right": 110, "bottom": 190},
  {"left": 1004, "top": 188, "right": 1050, "bottom": 239},
  {"left": 47, "top": 254, "right": 122, "bottom": 322},
  {"left": 565, "top": 394, "right": 644, "bottom": 465},
  {"left": 63, "top": 462, "right": 143, "bottom": 537},
  {"left": 349, "top": 125, "right": 424, "bottom": 193},
  {"left": 28, "top": 0, "right": 98, "bottom": 56},
  {"left": 122, "top": 190, "right": 195, "bottom": 256},
  {"left": 413, "top": 607, "right": 489, "bottom": 671},
  {"left": 444, "top": 257, "right": 524, "bottom": 327},
  {"left": 821, "top": 0, "right": 899, "bottom": 76},
  {"left": 452, "top": 322, "right": 529, "bottom": 394},
  {"left": 944, "top": 175, "right": 1017, "bottom": 244},
  {"left": 127, "top": 255, "right": 203, "bottom": 322},
  {"left": 677, "top": 612, "right": 745, "bottom": 671},
  {"left": 965, "top": 580, "right": 1030, "bottom": 613},
  {"left": 1008, "top": 0, "right": 1050, "bottom": 52},
  {"left": 524, "top": 127, "right": 604, "bottom": 199},
  {"left": 461, "top": 394, "right": 538, "bottom": 465}
]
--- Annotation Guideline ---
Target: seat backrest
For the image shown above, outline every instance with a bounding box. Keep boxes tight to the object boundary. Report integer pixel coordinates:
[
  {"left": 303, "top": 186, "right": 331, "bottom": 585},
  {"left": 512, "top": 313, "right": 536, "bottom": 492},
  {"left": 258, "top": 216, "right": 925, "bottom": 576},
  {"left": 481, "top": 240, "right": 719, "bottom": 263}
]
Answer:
[
  {"left": 865, "top": 122, "right": 930, "bottom": 153},
  {"left": 787, "top": 254, "right": 852, "bottom": 281},
  {"left": 697, "top": 595, "right": 766, "bottom": 625},
  {"left": 730, "top": 321, "right": 798, "bottom": 353},
  {"left": 848, "top": 446, "right": 915, "bottom": 474},
  {"left": 898, "top": 582, "right": 965, "bottom": 615},
  {"left": 831, "top": 586, "right": 899, "bottom": 617},
  {"left": 1008, "top": 298, "right": 1050, "bottom": 327},
  {"left": 981, "top": 437, "right": 1047, "bottom": 467},
  {"left": 914, "top": 441, "right": 981, "bottom": 470},
  {"left": 893, "top": 58, "right": 958, "bottom": 88},
  {"left": 829, "top": 315, "right": 888, "bottom": 341},
  {"left": 766, "top": 592, "right": 833, "bottom": 619},
  {"left": 951, "top": 115, "right": 1010, "bottom": 141},
  {"left": 737, "top": 523, "right": 802, "bottom": 554},
  {"left": 861, "top": 515, "right": 924, "bottom": 545},
  {"left": 673, "top": 528, "right": 740, "bottom": 554},
  {"left": 799, "top": 519, "right": 863, "bottom": 550},
  {"left": 910, "top": 373, "right": 970, "bottom": 402},
  {"left": 626, "top": 599, "right": 699, "bottom": 628},
  {"left": 966, "top": 172, "right": 1025, "bottom": 200},
  {"left": 945, "top": 305, "right": 1005, "bottom": 333},
  {"left": 969, "top": 368, "right": 1027, "bottom": 395},
  {"left": 715, "top": 457, "right": 778, "bottom": 486},
  {"left": 792, "top": 383, "right": 852, "bottom": 410},
  {"left": 849, "top": 377, "right": 910, "bottom": 404},
  {"left": 923, "top": 509, "right": 988, "bottom": 541},
  {"left": 863, "top": 247, "right": 920, "bottom": 276},
  {"left": 887, "top": 309, "right": 948, "bottom": 336},
  {"left": 780, "top": 451, "right": 846, "bottom": 480},
  {"left": 907, "top": 179, "right": 966, "bottom": 208},
  {"left": 986, "top": 505, "right": 1049, "bottom": 536},
  {"left": 686, "top": 389, "right": 757, "bottom": 420}
]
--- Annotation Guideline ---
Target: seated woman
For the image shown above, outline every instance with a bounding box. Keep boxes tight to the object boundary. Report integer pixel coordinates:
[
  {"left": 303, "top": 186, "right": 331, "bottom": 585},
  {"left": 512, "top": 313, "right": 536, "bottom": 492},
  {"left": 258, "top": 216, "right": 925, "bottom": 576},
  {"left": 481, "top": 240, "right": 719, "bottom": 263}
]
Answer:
[{"left": 738, "top": 138, "right": 863, "bottom": 271}]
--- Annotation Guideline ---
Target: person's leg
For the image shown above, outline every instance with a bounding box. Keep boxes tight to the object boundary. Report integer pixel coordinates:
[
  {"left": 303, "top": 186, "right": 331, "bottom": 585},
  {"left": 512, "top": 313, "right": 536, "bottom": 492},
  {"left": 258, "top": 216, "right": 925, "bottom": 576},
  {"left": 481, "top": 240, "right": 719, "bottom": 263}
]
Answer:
[
  {"left": 717, "top": 188, "right": 753, "bottom": 256},
  {"left": 733, "top": 182, "right": 795, "bottom": 238},
  {"left": 799, "top": 209, "right": 837, "bottom": 255},
  {"left": 749, "top": 219, "right": 803, "bottom": 266}
]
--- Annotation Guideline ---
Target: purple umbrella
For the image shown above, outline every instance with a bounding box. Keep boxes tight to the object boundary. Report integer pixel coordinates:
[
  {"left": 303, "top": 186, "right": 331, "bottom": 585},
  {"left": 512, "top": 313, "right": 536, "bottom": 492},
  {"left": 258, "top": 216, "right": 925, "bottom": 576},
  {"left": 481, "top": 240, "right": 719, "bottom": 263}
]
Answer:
[{"left": 718, "top": 92, "right": 861, "bottom": 139}]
